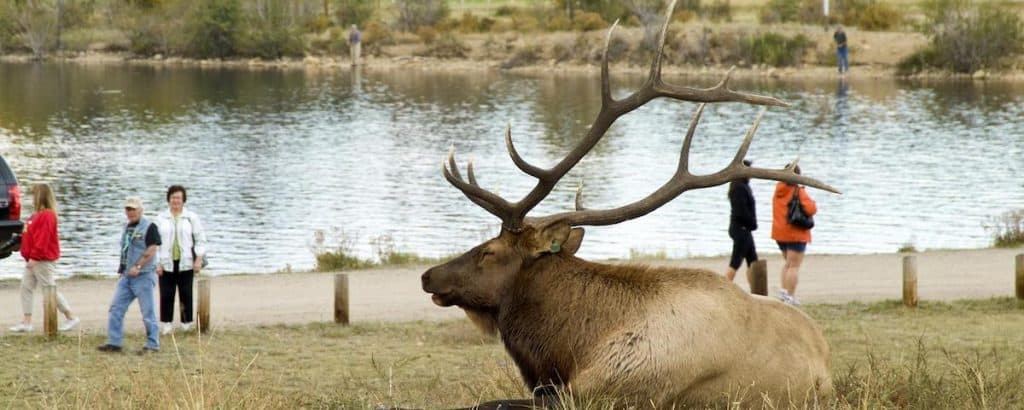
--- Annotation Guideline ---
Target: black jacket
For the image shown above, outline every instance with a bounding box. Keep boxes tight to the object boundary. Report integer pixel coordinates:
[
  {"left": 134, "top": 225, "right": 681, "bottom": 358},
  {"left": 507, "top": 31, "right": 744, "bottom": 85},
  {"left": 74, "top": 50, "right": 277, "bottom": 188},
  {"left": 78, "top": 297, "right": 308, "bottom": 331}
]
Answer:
[{"left": 729, "top": 182, "right": 757, "bottom": 231}]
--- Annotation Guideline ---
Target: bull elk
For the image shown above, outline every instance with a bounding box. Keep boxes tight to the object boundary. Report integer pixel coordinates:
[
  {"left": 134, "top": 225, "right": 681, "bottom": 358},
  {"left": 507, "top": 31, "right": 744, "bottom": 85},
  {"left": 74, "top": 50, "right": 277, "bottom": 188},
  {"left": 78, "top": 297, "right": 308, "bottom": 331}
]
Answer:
[{"left": 421, "top": 1, "right": 840, "bottom": 407}]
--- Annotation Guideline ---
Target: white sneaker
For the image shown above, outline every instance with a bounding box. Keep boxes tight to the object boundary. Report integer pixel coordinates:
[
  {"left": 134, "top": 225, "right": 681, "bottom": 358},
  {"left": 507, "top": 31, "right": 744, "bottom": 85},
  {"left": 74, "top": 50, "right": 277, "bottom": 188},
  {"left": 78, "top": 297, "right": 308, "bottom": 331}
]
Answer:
[
  {"left": 59, "top": 317, "right": 80, "bottom": 331},
  {"left": 181, "top": 322, "right": 195, "bottom": 332},
  {"left": 160, "top": 322, "right": 174, "bottom": 335},
  {"left": 777, "top": 288, "right": 791, "bottom": 302},
  {"left": 8, "top": 323, "right": 33, "bottom": 332}
]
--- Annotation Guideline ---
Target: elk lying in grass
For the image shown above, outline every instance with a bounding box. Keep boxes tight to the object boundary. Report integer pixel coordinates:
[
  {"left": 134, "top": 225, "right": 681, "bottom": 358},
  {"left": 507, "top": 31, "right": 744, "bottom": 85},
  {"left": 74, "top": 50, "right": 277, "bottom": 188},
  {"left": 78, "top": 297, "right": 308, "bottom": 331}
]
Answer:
[{"left": 421, "top": 2, "right": 839, "bottom": 408}]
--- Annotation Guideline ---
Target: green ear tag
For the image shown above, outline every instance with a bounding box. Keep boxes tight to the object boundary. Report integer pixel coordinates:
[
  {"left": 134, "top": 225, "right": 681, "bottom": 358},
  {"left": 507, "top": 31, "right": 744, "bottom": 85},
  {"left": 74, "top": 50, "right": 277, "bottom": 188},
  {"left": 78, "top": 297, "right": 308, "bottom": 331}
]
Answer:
[{"left": 550, "top": 240, "right": 561, "bottom": 253}]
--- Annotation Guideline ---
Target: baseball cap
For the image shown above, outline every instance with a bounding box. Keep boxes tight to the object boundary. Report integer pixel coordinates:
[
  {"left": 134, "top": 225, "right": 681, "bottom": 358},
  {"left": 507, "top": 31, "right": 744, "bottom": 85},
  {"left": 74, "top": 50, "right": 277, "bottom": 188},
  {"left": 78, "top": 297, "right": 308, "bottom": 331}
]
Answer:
[{"left": 124, "top": 196, "right": 143, "bottom": 209}]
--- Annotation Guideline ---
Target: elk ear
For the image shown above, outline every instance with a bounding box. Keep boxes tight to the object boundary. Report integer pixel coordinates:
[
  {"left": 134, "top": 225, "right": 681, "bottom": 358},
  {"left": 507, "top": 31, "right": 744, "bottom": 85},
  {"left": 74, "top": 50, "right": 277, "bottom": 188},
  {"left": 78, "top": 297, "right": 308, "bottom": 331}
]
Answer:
[
  {"left": 531, "top": 224, "right": 582, "bottom": 257},
  {"left": 562, "top": 227, "right": 585, "bottom": 255}
]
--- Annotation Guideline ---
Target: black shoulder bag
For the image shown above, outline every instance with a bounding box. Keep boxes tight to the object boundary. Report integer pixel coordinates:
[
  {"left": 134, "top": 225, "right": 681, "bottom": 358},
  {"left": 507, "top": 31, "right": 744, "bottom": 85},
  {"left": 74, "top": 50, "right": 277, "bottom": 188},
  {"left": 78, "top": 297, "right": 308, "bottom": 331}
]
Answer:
[{"left": 787, "top": 188, "right": 815, "bottom": 230}]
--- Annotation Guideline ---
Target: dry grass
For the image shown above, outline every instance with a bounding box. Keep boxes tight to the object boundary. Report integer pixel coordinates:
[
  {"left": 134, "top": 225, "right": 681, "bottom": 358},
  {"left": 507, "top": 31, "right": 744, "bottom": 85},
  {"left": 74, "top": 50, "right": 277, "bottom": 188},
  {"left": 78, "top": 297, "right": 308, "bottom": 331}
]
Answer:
[{"left": 1, "top": 298, "right": 1022, "bottom": 408}]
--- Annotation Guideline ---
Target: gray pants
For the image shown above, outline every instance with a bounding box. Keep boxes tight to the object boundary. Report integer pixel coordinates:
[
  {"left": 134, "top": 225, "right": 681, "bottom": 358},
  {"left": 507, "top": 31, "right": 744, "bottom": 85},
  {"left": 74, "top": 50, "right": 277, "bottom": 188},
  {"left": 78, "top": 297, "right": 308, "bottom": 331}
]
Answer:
[
  {"left": 20, "top": 261, "right": 72, "bottom": 318},
  {"left": 350, "top": 42, "right": 361, "bottom": 66}
]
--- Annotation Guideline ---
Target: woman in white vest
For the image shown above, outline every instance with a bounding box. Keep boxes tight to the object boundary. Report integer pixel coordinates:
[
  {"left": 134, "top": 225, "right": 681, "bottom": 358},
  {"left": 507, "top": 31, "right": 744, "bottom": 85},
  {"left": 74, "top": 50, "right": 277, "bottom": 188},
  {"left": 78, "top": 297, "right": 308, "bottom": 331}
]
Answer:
[{"left": 155, "top": 185, "right": 207, "bottom": 334}]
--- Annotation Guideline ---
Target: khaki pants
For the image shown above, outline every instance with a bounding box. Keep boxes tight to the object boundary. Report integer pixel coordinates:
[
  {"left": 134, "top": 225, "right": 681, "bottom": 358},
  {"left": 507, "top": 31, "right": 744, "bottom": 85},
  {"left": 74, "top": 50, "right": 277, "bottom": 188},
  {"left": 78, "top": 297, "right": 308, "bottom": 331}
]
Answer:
[
  {"left": 20, "top": 261, "right": 72, "bottom": 317},
  {"left": 350, "top": 42, "right": 361, "bottom": 66}
]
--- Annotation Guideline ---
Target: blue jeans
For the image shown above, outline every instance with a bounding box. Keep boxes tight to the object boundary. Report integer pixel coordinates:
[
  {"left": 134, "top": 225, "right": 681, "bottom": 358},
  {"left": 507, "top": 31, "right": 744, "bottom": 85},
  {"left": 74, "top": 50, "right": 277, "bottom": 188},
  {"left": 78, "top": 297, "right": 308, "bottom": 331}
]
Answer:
[
  {"left": 107, "top": 272, "right": 159, "bottom": 349},
  {"left": 836, "top": 47, "right": 849, "bottom": 73}
]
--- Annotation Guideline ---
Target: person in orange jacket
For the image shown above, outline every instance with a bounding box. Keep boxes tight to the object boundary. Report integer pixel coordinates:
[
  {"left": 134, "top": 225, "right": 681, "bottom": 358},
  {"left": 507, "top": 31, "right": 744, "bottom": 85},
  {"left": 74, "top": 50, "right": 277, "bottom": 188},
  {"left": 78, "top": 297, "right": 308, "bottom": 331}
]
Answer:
[
  {"left": 771, "top": 165, "right": 817, "bottom": 306},
  {"left": 9, "top": 183, "right": 80, "bottom": 333}
]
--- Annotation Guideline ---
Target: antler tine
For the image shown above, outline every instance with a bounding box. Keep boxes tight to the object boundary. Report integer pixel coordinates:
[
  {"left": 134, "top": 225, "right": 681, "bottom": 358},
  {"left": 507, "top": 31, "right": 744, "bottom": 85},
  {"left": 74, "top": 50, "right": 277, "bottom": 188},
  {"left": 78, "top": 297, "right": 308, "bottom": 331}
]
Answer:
[
  {"left": 601, "top": 19, "right": 620, "bottom": 107},
  {"left": 649, "top": 0, "right": 678, "bottom": 85},
  {"left": 441, "top": 148, "right": 516, "bottom": 225},
  {"left": 730, "top": 107, "right": 765, "bottom": 166},
  {"left": 574, "top": 180, "right": 586, "bottom": 211},
  {"left": 678, "top": 103, "right": 706, "bottom": 175},
  {"left": 467, "top": 160, "right": 478, "bottom": 186},
  {"left": 506, "top": 124, "right": 544, "bottom": 178}
]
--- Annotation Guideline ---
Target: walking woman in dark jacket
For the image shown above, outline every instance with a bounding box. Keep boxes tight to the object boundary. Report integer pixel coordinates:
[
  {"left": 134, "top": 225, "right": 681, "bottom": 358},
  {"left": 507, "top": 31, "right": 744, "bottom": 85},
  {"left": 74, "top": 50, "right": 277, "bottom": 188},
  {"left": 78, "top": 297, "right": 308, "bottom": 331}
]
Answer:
[{"left": 725, "top": 160, "right": 758, "bottom": 288}]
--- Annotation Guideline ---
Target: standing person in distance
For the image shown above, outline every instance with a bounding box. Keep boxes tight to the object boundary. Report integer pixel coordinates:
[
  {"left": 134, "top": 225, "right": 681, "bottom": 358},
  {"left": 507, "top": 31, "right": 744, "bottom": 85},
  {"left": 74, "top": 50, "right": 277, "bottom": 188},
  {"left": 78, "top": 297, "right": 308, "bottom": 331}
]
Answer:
[
  {"left": 771, "top": 165, "right": 817, "bottom": 306},
  {"left": 348, "top": 24, "right": 362, "bottom": 66},
  {"left": 155, "top": 185, "right": 206, "bottom": 335},
  {"left": 725, "top": 160, "right": 759, "bottom": 290},
  {"left": 833, "top": 26, "right": 849, "bottom": 75},
  {"left": 9, "top": 183, "right": 80, "bottom": 333}
]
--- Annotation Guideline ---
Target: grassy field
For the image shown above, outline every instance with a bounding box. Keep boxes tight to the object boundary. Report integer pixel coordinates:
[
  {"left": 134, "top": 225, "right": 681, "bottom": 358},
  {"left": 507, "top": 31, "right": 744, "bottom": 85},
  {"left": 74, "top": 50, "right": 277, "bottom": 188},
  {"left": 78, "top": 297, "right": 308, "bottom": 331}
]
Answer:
[{"left": 2, "top": 298, "right": 1023, "bottom": 408}]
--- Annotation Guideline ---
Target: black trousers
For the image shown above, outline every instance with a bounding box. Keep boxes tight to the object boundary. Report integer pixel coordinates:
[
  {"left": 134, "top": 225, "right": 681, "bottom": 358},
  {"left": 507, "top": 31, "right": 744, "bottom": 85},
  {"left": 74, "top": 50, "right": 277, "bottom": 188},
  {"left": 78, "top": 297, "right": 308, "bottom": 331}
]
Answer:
[
  {"left": 728, "top": 225, "right": 758, "bottom": 270},
  {"left": 159, "top": 261, "right": 194, "bottom": 323}
]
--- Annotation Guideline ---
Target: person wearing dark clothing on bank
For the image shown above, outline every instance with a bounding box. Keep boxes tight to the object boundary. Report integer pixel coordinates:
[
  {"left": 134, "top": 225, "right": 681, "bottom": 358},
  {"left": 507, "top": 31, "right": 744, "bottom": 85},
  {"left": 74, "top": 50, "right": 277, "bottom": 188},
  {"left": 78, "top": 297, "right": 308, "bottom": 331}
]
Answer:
[
  {"left": 725, "top": 160, "right": 759, "bottom": 289},
  {"left": 834, "top": 26, "right": 849, "bottom": 74}
]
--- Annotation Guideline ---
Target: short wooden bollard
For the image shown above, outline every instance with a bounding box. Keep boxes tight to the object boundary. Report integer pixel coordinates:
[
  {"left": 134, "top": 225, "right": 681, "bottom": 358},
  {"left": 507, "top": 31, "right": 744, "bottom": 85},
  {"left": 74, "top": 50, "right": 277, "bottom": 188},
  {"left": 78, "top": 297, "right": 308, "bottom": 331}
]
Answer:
[
  {"left": 1015, "top": 254, "right": 1024, "bottom": 302},
  {"left": 750, "top": 260, "right": 768, "bottom": 296},
  {"left": 197, "top": 279, "right": 211, "bottom": 333},
  {"left": 42, "top": 285, "right": 58, "bottom": 338},
  {"left": 335, "top": 273, "right": 350, "bottom": 325},
  {"left": 903, "top": 255, "right": 918, "bottom": 307}
]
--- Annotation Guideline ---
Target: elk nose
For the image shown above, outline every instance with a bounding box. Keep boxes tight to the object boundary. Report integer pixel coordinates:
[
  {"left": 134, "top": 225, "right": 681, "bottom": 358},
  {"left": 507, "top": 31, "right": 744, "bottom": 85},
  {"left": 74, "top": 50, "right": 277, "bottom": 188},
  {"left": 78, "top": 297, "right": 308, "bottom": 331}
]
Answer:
[{"left": 421, "top": 269, "right": 432, "bottom": 287}]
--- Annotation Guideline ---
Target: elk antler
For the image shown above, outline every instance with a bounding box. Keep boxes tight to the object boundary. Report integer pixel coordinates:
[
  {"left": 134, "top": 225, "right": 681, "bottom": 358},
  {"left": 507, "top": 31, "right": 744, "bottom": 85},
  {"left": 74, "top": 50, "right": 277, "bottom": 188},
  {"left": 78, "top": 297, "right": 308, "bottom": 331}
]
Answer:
[{"left": 442, "top": 0, "right": 833, "bottom": 232}]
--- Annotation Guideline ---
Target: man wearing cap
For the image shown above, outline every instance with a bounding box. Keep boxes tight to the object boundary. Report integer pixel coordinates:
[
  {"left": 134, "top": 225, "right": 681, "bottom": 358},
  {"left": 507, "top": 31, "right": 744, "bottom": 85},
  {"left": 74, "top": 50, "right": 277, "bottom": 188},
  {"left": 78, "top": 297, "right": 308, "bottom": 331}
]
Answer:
[{"left": 97, "top": 196, "right": 162, "bottom": 354}]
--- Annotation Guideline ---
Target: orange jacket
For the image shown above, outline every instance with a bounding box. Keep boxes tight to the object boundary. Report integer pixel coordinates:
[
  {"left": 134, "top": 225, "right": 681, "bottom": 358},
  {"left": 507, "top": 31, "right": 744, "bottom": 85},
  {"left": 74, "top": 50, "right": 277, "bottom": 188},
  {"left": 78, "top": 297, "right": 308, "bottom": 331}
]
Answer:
[{"left": 771, "top": 182, "right": 817, "bottom": 243}]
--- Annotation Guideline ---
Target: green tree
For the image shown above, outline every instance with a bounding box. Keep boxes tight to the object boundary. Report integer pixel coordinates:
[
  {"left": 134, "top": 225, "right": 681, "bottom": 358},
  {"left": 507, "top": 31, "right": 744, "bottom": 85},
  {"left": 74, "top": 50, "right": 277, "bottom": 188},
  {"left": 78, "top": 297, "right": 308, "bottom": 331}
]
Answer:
[
  {"left": 334, "top": 0, "right": 373, "bottom": 27},
  {"left": 185, "top": 0, "right": 241, "bottom": 58}
]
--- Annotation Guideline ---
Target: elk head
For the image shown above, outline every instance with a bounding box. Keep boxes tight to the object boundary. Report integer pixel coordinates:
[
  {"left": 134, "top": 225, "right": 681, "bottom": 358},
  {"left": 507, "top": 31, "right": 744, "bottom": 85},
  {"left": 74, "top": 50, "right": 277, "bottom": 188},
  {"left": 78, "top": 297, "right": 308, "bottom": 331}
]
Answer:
[{"left": 422, "top": 0, "right": 840, "bottom": 315}]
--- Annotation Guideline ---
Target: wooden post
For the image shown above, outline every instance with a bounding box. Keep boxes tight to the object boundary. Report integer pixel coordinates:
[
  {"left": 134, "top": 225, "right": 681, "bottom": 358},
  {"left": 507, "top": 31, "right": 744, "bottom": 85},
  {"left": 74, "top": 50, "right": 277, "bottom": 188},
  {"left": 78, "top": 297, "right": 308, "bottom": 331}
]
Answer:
[
  {"left": 750, "top": 260, "right": 768, "bottom": 296},
  {"left": 902, "top": 255, "right": 918, "bottom": 307},
  {"left": 335, "top": 273, "right": 350, "bottom": 325},
  {"left": 1015, "top": 254, "right": 1024, "bottom": 302},
  {"left": 197, "top": 279, "right": 211, "bottom": 333},
  {"left": 43, "top": 285, "right": 58, "bottom": 339}
]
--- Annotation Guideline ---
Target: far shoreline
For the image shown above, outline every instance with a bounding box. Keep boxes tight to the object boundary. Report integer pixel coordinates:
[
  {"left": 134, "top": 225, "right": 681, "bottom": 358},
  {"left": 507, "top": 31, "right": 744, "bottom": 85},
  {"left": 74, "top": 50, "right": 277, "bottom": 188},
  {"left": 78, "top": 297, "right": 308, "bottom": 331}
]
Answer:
[
  {"left": 5, "top": 52, "right": 1024, "bottom": 83},
  {"left": 0, "top": 245, "right": 1018, "bottom": 285}
]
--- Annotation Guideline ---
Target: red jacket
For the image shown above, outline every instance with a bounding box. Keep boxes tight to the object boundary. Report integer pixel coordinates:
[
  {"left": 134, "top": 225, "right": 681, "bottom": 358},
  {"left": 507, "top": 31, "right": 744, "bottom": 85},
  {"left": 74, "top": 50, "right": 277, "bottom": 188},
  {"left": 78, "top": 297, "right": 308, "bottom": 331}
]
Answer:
[
  {"left": 771, "top": 182, "right": 817, "bottom": 243},
  {"left": 21, "top": 209, "right": 61, "bottom": 261}
]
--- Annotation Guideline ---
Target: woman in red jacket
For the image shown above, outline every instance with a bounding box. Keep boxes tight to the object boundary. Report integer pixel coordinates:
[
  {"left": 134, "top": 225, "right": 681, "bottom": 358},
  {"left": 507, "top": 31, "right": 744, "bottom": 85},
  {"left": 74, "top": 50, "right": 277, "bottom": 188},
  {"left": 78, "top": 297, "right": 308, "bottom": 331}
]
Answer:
[
  {"left": 771, "top": 165, "right": 817, "bottom": 306},
  {"left": 8, "top": 183, "right": 79, "bottom": 333}
]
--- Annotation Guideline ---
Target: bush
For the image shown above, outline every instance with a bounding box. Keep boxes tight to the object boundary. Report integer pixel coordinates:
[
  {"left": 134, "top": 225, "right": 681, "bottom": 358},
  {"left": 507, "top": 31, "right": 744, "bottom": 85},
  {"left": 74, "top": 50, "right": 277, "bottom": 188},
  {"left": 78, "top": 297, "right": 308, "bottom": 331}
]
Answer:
[
  {"left": 334, "top": 0, "right": 374, "bottom": 27},
  {"left": 853, "top": 2, "right": 902, "bottom": 30},
  {"left": 500, "top": 44, "right": 543, "bottom": 68},
  {"left": 416, "top": 32, "right": 469, "bottom": 58},
  {"left": 572, "top": 11, "right": 607, "bottom": 31},
  {"left": 912, "top": 2, "right": 1024, "bottom": 73},
  {"left": 759, "top": 0, "right": 818, "bottom": 24},
  {"left": 395, "top": 0, "right": 449, "bottom": 32},
  {"left": 738, "top": 32, "right": 812, "bottom": 67},
  {"left": 416, "top": 26, "right": 437, "bottom": 44},
  {"left": 987, "top": 209, "right": 1024, "bottom": 248},
  {"left": 896, "top": 46, "right": 939, "bottom": 75},
  {"left": 701, "top": 0, "right": 732, "bottom": 22},
  {"left": 184, "top": 0, "right": 242, "bottom": 58}
]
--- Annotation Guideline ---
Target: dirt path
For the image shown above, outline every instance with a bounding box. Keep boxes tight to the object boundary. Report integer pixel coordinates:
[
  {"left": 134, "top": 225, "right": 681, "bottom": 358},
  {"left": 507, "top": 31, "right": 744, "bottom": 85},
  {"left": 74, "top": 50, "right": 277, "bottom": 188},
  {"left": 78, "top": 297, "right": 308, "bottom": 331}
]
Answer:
[{"left": 1, "top": 248, "right": 1020, "bottom": 335}]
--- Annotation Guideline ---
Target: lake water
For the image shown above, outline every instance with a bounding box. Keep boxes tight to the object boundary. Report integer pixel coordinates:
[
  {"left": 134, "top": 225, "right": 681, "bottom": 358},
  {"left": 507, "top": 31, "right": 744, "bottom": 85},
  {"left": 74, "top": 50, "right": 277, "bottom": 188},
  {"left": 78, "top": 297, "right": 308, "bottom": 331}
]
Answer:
[{"left": 0, "top": 62, "right": 1022, "bottom": 279}]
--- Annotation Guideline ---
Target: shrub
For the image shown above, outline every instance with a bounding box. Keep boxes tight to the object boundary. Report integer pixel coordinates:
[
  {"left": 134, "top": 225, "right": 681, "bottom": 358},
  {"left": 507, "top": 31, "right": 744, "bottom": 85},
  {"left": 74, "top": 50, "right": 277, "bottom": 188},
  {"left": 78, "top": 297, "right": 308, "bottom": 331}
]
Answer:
[
  {"left": 701, "top": 0, "right": 732, "bottom": 22},
  {"left": 184, "top": 0, "right": 242, "bottom": 58},
  {"left": 416, "top": 32, "right": 469, "bottom": 58},
  {"left": 395, "top": 0, "right": 449, "bottom": 32},
  {"left": 545, "top": 14, "right": 571, "bottom": 31},
  {"left": 935, "top": 4, "right": 1022, "bottom": 72},
  {"left": 416, "top": 26, "right": 437, "bottom": 44},
  {"left": 311, "top": 229, "right": 372, "bottom": 271},
  {"left": 986, "top": 209, "right": 1024, "bottom": 248},
  {"left": 896, "top": 46, "right": 939, "bottom": 75},
  {"left": 240, "top": 26, "right": 304, "bottom": 59},
  {"left": 572, "top": 11, "right": 607, "bottom": 31},
  {"left": 334, "top": 0, "right": 374, "bottom": 27},
  {"left": 853, "top": 2, "right": 902, "bottom": 30},
  {"left": 738, "top": 32, "right": 812, "bottom": 67},
  {"left": 494, "top": 6, "right": 518, "bottom": 17},
  {"left": 500, "top": 44, "right": 543, "bottom": 68}
]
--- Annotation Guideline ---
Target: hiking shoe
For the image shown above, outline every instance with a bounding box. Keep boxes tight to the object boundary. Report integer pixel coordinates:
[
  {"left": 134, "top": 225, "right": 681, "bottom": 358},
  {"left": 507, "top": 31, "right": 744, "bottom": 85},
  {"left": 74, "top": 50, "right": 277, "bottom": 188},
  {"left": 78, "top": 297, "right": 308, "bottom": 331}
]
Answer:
[
  {"left": 137, "top": 347, "right": 159, "bottom": 356},
  {"left": 59, "top": 317, "right": 80, "bottom": 332},
  {"left": 8, "top": 323, "right": 33, "bottom": 332},
  {"left": 160, "top": 322, "right": 174, "bottom": 335},
  {"left": 97, "top": 344, "right": 123, "bottom": 353},
  {"left": 181, "top": 322, "right": 195, "bottom": 332}
]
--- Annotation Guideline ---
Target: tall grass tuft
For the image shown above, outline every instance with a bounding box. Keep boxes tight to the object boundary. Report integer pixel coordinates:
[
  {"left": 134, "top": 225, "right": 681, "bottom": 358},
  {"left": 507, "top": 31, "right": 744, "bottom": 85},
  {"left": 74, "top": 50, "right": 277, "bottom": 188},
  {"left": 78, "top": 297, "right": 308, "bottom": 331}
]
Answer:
[{"left": 739, "top": 32, "right": 812, "bottom": 67}]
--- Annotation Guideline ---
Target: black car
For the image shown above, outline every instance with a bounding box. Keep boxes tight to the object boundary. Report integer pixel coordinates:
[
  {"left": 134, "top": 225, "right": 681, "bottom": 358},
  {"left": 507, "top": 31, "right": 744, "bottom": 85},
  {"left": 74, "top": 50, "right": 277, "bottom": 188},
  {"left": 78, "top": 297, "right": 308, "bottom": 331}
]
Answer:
[{"left": 0, "top": 155, "right": 24, "bottom": 259}]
